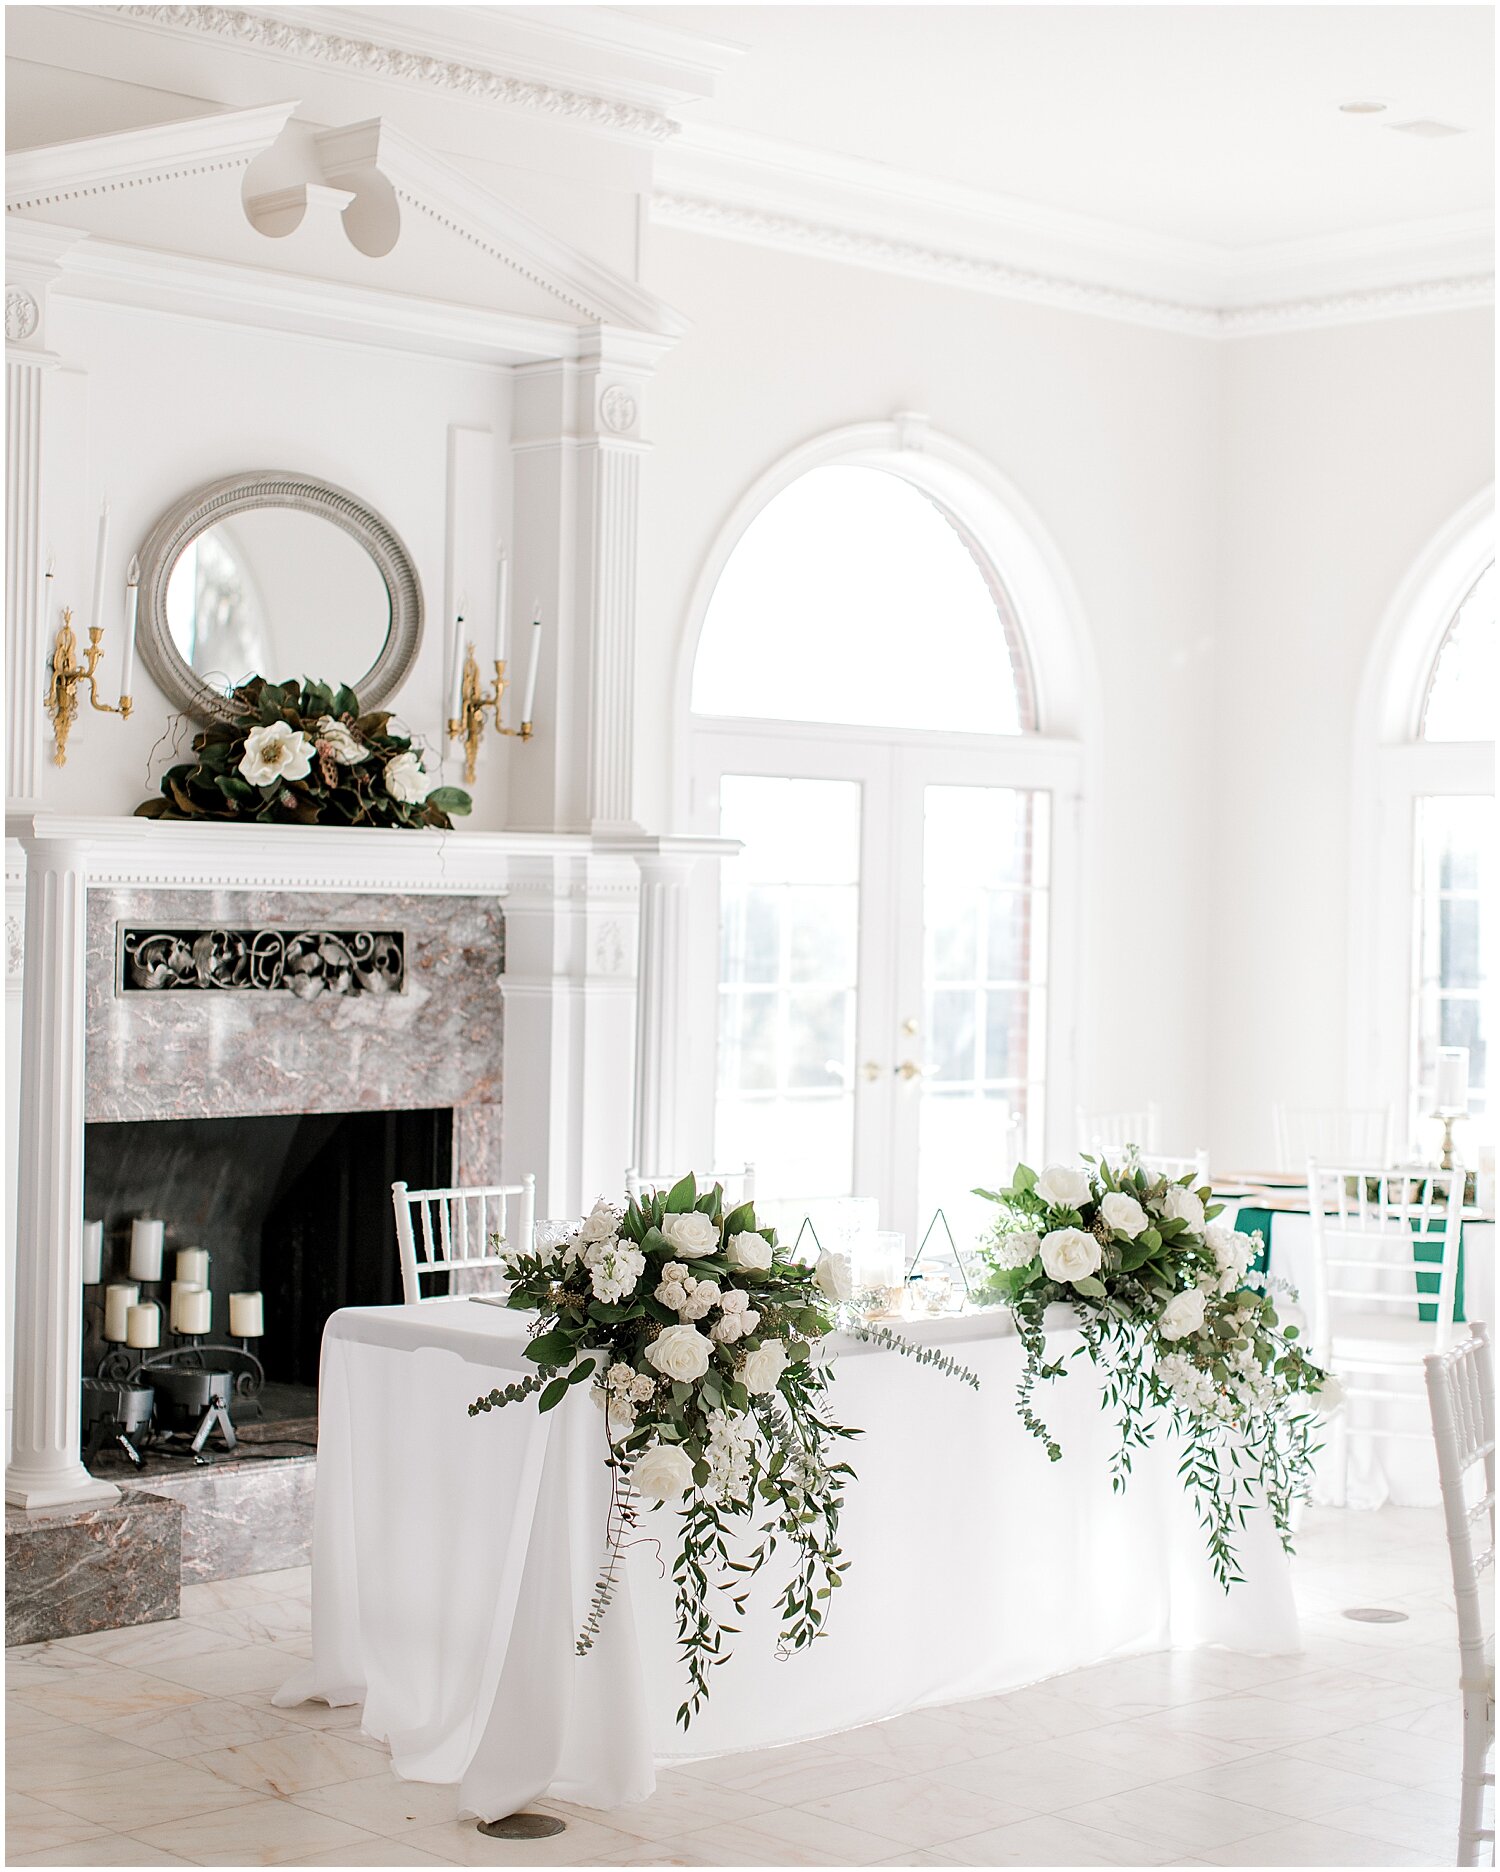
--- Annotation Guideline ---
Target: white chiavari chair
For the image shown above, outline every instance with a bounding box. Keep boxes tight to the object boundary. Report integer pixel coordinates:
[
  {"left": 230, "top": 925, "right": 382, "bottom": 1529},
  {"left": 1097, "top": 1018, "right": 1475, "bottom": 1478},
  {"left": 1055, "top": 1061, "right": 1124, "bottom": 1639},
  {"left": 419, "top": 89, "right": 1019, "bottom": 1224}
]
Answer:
[
  {"left": 1133, "top": 1148, "right": 1210, "bottom": 1185},
  {"left": 626, "top": 1164, "right": 755, "bottom": 1207},
  {"left": 1078, "top": 1103, "right": 1160, "bottom": 1158},
  {"left": 1425, "top": 1323, "right": 1496, "bottom": 1867},
  {"left": 1273, "top": 1103, "right": 1395, "bottom": 1173},
  {"left": 391, "top": 1177, "right": 536, "bottom": 1305},
  {"left": 1307, "top": 1161, "right": 1464, "bottom": 1500}
]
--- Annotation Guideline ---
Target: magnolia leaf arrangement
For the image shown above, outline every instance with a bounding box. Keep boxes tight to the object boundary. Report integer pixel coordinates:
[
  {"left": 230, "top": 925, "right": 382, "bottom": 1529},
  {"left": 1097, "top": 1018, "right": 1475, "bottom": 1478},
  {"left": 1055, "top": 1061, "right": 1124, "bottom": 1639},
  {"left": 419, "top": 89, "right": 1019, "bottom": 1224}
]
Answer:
[
  {"left": 136, "top": 677, "right": 470, "bottom": 829},
  {"left": 976, "top": 1155, "right": 1336, "bottom": 1588},
  {"left": 470, "top": 1175, "right": 976, "bottom": 1726}
]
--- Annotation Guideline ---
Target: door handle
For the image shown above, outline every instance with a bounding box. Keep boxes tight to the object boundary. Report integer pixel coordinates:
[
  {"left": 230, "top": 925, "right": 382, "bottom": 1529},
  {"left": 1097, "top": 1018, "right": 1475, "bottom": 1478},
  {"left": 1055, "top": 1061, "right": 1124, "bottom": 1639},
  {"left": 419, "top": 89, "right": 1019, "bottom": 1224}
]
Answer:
[
  {"left": 862, "top": 1061, "right": 883, "bottom": 1082},
  {"left": 898, "top": 1059, "right": 925, "bottom": 1082}
]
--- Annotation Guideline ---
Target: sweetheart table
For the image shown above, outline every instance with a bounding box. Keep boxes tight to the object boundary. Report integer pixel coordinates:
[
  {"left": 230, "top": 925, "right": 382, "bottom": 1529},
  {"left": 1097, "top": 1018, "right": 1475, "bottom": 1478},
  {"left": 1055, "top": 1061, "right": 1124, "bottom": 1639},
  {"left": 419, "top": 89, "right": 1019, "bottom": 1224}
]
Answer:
[{"left": 275, "top": 1302, "right": 1300, "bottom": 1822}]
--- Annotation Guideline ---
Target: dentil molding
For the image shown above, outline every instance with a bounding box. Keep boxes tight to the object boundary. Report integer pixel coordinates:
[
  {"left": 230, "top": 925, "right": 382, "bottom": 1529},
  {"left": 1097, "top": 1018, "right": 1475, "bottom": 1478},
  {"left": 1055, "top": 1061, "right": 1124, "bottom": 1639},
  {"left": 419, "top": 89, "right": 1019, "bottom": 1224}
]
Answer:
[{"left": 112, "top": 5, "right": 681, "bottom": 144}]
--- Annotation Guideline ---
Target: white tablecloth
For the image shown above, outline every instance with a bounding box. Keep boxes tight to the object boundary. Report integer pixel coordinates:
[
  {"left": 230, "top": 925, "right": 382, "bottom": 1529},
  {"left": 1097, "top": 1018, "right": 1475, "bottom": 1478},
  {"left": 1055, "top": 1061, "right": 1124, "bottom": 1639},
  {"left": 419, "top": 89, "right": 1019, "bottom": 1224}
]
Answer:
[{"left": 277, "top": 1302, "right": 1300, "bottom": 1821}]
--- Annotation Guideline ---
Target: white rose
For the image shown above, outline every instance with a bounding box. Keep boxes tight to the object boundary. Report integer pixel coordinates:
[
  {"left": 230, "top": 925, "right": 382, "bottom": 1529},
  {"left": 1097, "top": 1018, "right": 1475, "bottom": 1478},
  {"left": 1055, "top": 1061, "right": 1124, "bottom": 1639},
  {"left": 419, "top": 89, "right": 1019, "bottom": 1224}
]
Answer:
[
  {"left": 1159, "top": 1287, "right": 1208, "bottom": 1342},
  {"left": 741, "top": 1339, "right": 789, "bottom": 1395},
  {"left": 577, "top": 1201, "right": 619, "bottom": 1244},
  {"left": 1039, "top": 1227, "right": 1102, "bottom": 1285},
  {"left": 383, "top": 750, "right": 429, "bottom": 804},
  {"left": 1315, "top": 1373, "right": 1345, "bottom": 1414},
  {"left": 726, "top": 1231, "right": 774, "bottom": 1271},
  {"left": 1163, "top": 1185, "right": 1205, "bottom": 1232},
  {"left": 591, "top": 1387, "right": 636, "bottom": 1435},
  {"left": 679, "top": 1279, "right": 720, "bottom": 1322},
  {"left": 654, "top": 1278, "right": 688, "bottom": 1311},
  {"left": 660, "top": 1211, "right": 719, "bottom": 1259},
  {"left": 1034, "top": 1165, "right": 1093, "bottom": 1211},
  {"left": 313, "top": 716, "right": 370, "bottom": 764},
  {"left": 814, "top": 1251, "right": 853, "bottom": 1302},
  {"left": 645, "top": 1324, "right": 713, "bottom": 1383},
  {"left": 632, "top": 1442, "right": 696, "bottom": 1503},
  {"left": 990, "top": 1229, "right": 1041, "bottom": 1271},
  {"left": 1100, "top": 1191, "right": 1149, "bottom": 1238},
  {"left": 711, "top": 1315, "right": 746, "bottom": 1343},
  {"left": 238, "top": 720, "right": 314, "bottom": 787}
]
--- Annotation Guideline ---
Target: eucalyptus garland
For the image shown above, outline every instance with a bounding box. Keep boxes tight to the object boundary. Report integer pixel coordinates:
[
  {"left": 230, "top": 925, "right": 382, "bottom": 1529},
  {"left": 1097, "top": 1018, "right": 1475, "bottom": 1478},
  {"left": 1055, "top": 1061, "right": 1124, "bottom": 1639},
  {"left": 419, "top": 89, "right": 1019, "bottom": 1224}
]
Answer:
[{"left": 975, "top": 1155, "right": 1337, "bottom": 1587}]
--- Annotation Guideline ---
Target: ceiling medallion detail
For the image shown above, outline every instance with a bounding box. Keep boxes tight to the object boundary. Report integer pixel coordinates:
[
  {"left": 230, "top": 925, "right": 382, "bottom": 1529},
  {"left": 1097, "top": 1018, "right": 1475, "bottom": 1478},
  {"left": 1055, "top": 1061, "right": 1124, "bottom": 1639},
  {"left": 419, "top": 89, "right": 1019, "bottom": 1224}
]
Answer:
[
  {"left": 600, "top": 385, "right": 638, "bottom": 434},
  {"left": 5, "top": 287, "right": 39, "bottom": 343},
  {"left": 119, "top": 6, "right": 680, "bottom": 143}
]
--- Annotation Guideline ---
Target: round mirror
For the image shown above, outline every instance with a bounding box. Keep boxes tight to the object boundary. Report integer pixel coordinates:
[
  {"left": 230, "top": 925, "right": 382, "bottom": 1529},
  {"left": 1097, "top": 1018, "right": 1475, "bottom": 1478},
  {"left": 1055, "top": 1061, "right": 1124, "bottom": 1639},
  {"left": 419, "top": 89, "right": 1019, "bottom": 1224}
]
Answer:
[{"left": 137, "top": 473, "right": 422, "bottom": 723}]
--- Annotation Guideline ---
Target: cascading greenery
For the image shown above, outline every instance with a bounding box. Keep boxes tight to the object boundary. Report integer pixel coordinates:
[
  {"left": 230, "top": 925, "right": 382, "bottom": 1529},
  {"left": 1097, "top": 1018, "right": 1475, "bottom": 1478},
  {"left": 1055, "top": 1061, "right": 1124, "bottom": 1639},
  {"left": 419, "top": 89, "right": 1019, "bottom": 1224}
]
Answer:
[{"left": 974, "top": 1154, "right": 1335, "bottom": 1588}]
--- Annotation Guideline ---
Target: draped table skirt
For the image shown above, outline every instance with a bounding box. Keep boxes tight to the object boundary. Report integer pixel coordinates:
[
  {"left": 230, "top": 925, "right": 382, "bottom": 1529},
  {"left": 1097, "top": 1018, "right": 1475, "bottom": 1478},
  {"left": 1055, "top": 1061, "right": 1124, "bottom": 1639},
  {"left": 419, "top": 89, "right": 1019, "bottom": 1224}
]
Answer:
[{"left": 276, "top": 1303, "right": 1300, "bottom": 1822}]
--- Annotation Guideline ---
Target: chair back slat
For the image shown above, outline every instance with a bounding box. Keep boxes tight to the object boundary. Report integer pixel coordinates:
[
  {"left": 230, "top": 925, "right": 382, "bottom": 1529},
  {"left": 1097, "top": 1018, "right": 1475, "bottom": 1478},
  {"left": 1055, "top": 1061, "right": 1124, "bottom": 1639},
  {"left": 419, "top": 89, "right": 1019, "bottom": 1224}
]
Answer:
[
  {"left": 1134, "top": 1148, "right": 1209, "bottom": 1185},
  {"left": 1307, "top": 1160, "right": 1463, "bottom": 1363},
  {"left": 625, "top": 1164, "right": 756, "bottom": 1207},
  {"left": 1426, "top": 1324, "right": 1496, "bottom": 1669},
  {"left": 1077, "top": 1104, "right": 1160, "bottom": 1156},
  {"left": 1274, "top": 1105, "right": 1394, "bottom": 1173},
  {"left": 391, "top": 1177, "right": 536, "bottom": 1304}
]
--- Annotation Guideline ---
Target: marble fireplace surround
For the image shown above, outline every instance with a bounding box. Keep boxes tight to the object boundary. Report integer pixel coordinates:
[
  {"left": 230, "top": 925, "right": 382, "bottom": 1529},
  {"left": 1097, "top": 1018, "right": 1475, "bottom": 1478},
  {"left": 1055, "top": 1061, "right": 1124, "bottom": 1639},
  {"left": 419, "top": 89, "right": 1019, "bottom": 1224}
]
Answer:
[{"left": 7, "top": 814, "right": 732, "bottom": 1513}]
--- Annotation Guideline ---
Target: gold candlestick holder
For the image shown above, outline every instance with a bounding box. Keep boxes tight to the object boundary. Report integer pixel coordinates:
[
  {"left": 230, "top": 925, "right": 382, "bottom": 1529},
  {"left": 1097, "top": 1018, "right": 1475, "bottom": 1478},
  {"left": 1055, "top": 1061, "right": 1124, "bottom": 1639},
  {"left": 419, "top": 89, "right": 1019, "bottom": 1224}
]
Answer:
[
  {"left": 447, "top": 641, "right": 531, "bottom": 785},
  {"left": 45, "top": 607, "right": 131, "bottom": 766}
]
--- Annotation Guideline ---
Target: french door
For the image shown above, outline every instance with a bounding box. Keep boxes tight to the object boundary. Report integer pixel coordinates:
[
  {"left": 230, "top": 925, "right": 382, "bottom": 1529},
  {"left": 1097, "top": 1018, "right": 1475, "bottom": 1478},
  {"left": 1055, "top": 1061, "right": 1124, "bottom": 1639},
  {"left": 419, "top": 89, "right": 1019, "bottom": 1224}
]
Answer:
[{"left": 691, "top": 723, "right": 1079, "bottom": 1248}]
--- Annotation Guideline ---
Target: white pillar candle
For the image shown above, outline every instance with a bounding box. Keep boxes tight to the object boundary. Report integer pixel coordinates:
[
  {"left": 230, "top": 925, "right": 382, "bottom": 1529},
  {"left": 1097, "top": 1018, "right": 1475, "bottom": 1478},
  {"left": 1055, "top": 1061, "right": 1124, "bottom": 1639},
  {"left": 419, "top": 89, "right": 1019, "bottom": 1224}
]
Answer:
[
  {"left": 229, "top": 1291, "right": 264, "bottom": 1338},
  {"left": 169, "top": 1281, "right": 203, "bottom": 1331},
  {"left": 89, "top": 498, "right": 109, "bottom": 636},
  {"left": 103, "top": 1283, "right": 139, "bottom": 1343},
  {"left": 176, "top": 1246, "right": 209, "bottom": 1286},
  {"left": 81, "top": 1220, "right": 104, "bottom": 1286},
  {"left": 521, "top": 607, "right": 542, "bottom": 726},
  {"left": 125, "top": 1302, "right": 160, "bottom": 1349},
  {"left": 176, "top": 1287, "right": 211, "bottom": 1336},
  {"left": 129, "top": 1218, "right": 164, "bottom": 1282},
  {"left": 1436, "top": 1046, "right": 1470, "bottom": 1114},
  {"left": 120, "top": 554, "right": 139, "bottom": 701},
  {"left": 494, "top": 549, "right": 509, "bottom": 667}
]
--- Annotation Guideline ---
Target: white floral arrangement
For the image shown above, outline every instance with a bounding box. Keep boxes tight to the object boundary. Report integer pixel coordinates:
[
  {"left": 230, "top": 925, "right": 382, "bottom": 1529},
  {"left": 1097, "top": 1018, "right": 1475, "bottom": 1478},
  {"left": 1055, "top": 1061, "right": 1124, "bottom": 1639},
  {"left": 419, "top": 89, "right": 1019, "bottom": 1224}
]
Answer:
[
  {"left": 976, "top": 1156, "right": 1334, "bottom": 1585},
  {"left": 470, "top": 1176, "right": 974, "bottom": 1724}
]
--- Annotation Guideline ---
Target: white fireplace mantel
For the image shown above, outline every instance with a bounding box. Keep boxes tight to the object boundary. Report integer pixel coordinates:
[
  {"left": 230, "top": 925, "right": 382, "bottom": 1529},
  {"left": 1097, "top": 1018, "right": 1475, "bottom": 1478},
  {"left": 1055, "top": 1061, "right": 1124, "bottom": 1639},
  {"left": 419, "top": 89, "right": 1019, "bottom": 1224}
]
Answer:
[{"left": 5, "top": 814, "right": 732, "bottom": 1509}]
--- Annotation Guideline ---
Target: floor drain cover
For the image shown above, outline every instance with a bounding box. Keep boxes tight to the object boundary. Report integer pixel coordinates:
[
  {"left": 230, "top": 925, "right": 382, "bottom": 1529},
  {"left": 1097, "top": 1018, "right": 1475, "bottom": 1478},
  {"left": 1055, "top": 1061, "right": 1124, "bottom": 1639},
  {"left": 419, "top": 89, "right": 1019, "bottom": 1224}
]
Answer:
[
  {"left": 1343, "top": 1606, "right": 1410, "bottom": 1623},
  {"left": 477, "top": 1813, "right": 567, "bottom": 1840}
]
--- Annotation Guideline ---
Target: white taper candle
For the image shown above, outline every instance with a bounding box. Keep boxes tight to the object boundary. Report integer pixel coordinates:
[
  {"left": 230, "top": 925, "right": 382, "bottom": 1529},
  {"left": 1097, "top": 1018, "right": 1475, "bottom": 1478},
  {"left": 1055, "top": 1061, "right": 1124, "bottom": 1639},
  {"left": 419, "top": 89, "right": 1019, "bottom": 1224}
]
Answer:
[
  {"left": 89, "top": 499, "right": 110, "bottom": 636},
  {"left": 448, "top": 600, "right": 466, "bottom": 728},
  {"left": 1436, "top": 1046, "right": 1470, "bottom": 1115},
  {"left": 521, "top": 605, "right": 542, "bottom": 727},
  {"left": 121, "top": 554, "right": 139, "bottom": 701},
  {"left": 494, "top": 549, "right": 509, "bottom": 667}
]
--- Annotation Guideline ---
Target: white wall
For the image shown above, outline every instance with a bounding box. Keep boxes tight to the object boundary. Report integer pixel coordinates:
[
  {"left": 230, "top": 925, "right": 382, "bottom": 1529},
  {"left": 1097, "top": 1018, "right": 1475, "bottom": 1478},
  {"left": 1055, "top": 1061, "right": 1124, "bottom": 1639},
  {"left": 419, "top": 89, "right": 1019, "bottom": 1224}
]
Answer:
[
  {"left": 1210, "top": 307, "right": 1494, "bottom": 1171},
  {"left": 637, "top": 228, "right": 1223, "bottom": 1157}
]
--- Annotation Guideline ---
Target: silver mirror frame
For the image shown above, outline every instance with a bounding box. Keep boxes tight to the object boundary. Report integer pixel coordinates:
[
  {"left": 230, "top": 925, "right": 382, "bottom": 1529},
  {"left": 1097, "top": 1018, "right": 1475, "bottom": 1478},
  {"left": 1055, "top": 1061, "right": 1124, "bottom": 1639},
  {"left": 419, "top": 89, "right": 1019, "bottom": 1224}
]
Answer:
[{"left": 136, "top": 471, "right": 423, "bottom": 724}]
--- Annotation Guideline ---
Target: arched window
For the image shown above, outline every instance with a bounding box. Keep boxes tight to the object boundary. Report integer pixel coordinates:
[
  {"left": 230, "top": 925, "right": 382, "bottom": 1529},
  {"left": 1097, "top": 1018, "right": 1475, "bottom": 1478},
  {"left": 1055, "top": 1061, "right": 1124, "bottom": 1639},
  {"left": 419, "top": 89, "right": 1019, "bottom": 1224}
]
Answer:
[
  {"left": 1411, "top": 559, "right": 1494, "bottom": 1145},
  {"left": 683, "top": 431, "right": 1087, "bottom": 1247}
]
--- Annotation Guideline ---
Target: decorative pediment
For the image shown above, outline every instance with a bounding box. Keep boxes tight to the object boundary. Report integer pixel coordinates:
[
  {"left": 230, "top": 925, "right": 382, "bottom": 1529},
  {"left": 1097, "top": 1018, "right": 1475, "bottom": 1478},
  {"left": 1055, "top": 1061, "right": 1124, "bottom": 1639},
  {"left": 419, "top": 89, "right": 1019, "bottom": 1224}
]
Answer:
[{"left": 6, "top": 101, "right": 686, "bottom": 346}]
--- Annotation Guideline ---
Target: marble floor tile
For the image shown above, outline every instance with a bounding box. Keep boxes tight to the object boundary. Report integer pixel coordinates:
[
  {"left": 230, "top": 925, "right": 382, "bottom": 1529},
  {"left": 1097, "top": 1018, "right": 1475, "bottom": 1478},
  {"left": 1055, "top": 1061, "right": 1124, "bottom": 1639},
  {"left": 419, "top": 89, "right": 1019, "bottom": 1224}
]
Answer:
[
  {"left": 10, "top": 1834, "right": 196, "bottom": 1865},
  {"left": 7, "top": 1720, "right": 169, "bottom": 1793},
  {"left": 1322, "top": 1782, "right": 1467, "bottom": 1854},
  {"left": 90, "top": 1694, "right": 305, "bottom": 1759},
  {"left": 3, "top": 1699, "right": 72, "bottom": 1736},
  {"left": 133, "top": 1795, "right": 381, "bottom": 1865},
  {"left": 934, "top": 1736, "right": 1156, "bottom": 1812},
  {"left": 187, "top": 1596, "right": 313, "bottom": 1647},
  {"left": 7, "top": 1638, "right": 126, "bottom": 1685},
  {"left": 12, "top": 1665, "right": 205, "bottom": 1725},
  {"left": 290, "top": 1768, "right": 467, "bottom": 1835},
  {"left": 57, "top": 1617, "right": 251, "bottom": 1671},
  {"left": 872, "top": 1853, "right": 964, "bottom": 1867},
  {"left": 37, "top": 1758, "right": 263, "bottom": 1831},
  {"left": 1153, "top": 1748, "right": 1407, "bottom": 1821},
  {"left": 195, "top": 1728, "right": 394, "bottom": 1797},
  {"left": 938, "top": 1812, "right": 1179, "bottom": 1866},
  {"left": 138, "top": 1641, "right": 306, "bottom": 1695},
  {"left": 178, "top": 1575, "right": 291, "bottom": 1616},
  {"left": 244, "top": 1688, "right": 364, "bottom": 1730},
  {"left": 937, "top": 1687, "right": 1124, "bottom": 1750},
  {"left": 801, "top": 1775, "right": 1035, "bottom": 1848},
  {"left": 1287, "top": 1717, "right": 1463, "bottom": 1789},
  {"left": 595, "top": 1839, "right": 786, "bottom": 1867},
  {"left": 539, "top": 1777, "right": 776, "bottom": 1841},
  {"left": 1123, "top": 1690, "right": 1353, "bottom": 1751},
  {"left": 823, "top": 1709, "right": 1014, "bottom": 1774},
  {"left": 1057, "top": 1783, "right": 1285, "bottom": 1855},
  {"left": 673, "top": 1741, "right": 893, "bottom": 1803},
  {"left": 1204, "top": 1819, "right": 1439, "bottom": 1865},
  {"left": 717, "top": 1803, "right": 905, "bottom": 1863},
  {"left": 401, "top": 1815, "right": 644, "bottom": 1865},
  {"left": 4, "top": 1791, "right": 115, "bottom": 1857},
  {"left": 243, "top": 1565, "right": 313, "bottom": 1600},
  {"left": 297, "top": 1843, "right": 457, "bottom": 1866}
]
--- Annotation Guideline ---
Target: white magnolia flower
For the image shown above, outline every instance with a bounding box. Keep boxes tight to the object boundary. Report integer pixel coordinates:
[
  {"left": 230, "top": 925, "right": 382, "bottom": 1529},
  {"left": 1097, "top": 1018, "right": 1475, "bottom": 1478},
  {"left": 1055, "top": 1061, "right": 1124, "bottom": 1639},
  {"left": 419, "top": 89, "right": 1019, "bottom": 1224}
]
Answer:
[
  {"left": 1163, "top": 1184, "right": 1206, "bottom": 1232},
  {"left": 383, "top": 750, "right": 430, "bottom": 803},
  {"left": 814, "top": 1251, "right": 852, "bottom": 1302},
  {"left": 238, "top": 721, "right": 314, "bottom": 787},
  {"left": 661, "top": 1211, "right": 719, "bottom": 1259},
  {"left": 313, "top": 716, "right": 370, "bottom": 764},
  {"left": 1035, "top": 1164, "right": 1093, "bottom": 1211},
  {"left": 578, "top": 1201, "right": 620, "bottom": 1244},
  {"left": 990, "top": 1229, "right": 1042, "bottom": 1271},
  {"left": 1315, "top": 1372, "right": 1346, "bottom": 1414},
  {"left": 726, "top": 1231, "right": 774, "bottom": 1271},
  {"left": 741, "top": 1338, "right": 789, "bottom": 1395},
  {"left": 632, "top": 1442, "right": 696, "bottom": 1502},
  {"left": 1039, "top": 1227, "right": 1102, "bottom": 1285},
  {"left": 645, "top": 1323, "right": 713, "bottom": 1383},
  {"left": 1159, "top": 1286, "right": 1208, "bottom": 1341},
  {"left": 1100, "top": 1191, "right": 1149, "bottom": 1238}
]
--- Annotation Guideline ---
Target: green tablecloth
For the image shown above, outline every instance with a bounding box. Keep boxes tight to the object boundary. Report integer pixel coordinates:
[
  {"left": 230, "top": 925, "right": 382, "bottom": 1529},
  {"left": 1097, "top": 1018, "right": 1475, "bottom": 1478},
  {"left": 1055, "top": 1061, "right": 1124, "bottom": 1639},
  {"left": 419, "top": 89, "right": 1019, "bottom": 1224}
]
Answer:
[{"left": 1236, "top": 1205, "right": 1466, "bottom": 1324}]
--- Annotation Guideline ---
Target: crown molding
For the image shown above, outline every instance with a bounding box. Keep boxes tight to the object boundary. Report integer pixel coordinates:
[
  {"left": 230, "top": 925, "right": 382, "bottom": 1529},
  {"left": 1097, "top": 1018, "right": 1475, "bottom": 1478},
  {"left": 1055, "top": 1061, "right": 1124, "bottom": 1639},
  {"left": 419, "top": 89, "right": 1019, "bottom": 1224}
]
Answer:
[
  {"left": 102, "top": 4, "right": 687, "bottom": 145},
  {"left": 1219, "top": 274, "right": 1496, "bottom": 337},
  {"left": 6, "top": 99, "right": 298, "bottom": 213}
]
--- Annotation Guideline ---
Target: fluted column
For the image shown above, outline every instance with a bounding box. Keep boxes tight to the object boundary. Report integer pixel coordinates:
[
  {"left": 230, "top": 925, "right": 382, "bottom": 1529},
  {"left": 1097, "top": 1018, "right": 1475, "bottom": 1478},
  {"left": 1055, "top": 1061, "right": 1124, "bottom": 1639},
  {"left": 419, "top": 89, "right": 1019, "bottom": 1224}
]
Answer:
[{"left": 6, "top": 829, "right": 116, "bottom": 1507}]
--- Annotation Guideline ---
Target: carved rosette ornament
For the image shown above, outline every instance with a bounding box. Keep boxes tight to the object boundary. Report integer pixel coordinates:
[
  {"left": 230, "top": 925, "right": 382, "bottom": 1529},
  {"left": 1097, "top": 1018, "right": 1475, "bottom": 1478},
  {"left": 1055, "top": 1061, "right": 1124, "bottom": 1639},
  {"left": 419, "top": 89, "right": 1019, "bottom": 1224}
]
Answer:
[
  {"left": 5, "top": 287, "right": 40, "bottom": 344},
  {"left": 121, "top": 927, "right": 405, "bottom": 997},
  {"left": 599, "top": 385, "right": 638, "bottom": 435}
]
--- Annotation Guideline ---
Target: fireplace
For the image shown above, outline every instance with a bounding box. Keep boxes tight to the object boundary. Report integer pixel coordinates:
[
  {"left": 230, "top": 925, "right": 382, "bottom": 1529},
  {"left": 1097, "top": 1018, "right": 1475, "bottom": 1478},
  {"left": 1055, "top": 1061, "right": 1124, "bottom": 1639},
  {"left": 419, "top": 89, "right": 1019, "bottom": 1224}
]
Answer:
[{"left": 83, "top": 1108, "right": 454, "bottom": 1408}]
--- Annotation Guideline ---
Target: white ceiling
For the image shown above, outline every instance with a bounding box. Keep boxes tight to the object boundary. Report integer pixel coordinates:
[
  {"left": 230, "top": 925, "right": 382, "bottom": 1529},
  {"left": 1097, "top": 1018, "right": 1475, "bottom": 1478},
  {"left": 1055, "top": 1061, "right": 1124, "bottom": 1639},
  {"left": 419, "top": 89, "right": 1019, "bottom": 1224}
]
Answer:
[{"left": 627, "top": 4, "right": 1494, "bottom": 250}]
